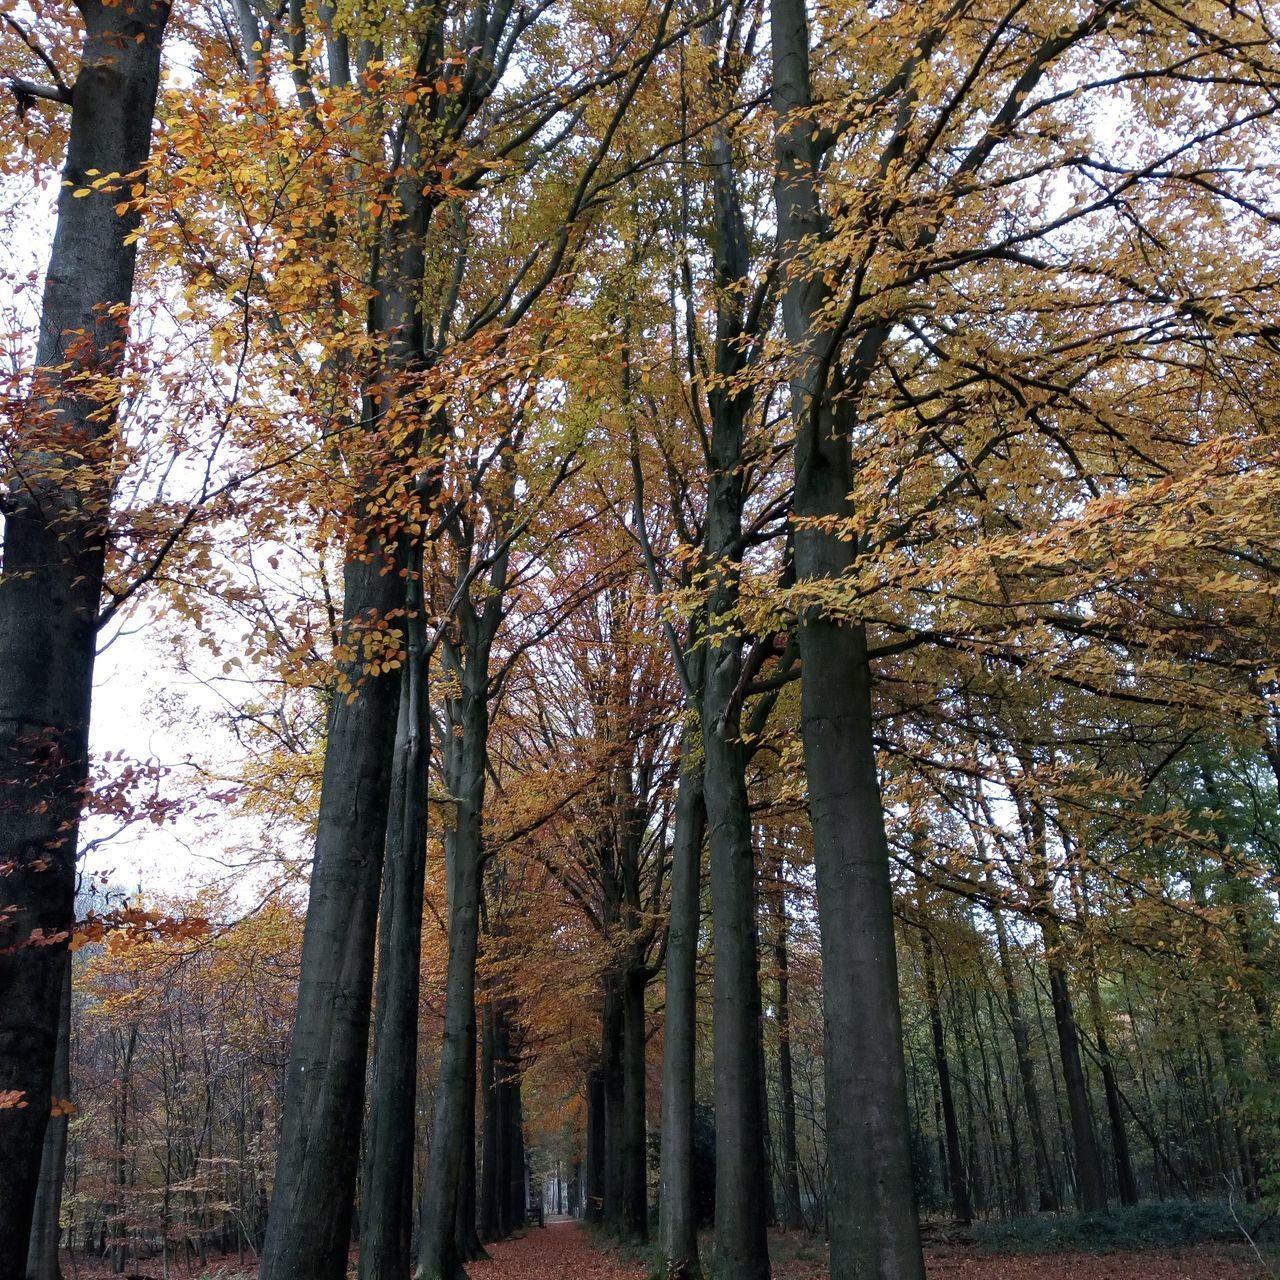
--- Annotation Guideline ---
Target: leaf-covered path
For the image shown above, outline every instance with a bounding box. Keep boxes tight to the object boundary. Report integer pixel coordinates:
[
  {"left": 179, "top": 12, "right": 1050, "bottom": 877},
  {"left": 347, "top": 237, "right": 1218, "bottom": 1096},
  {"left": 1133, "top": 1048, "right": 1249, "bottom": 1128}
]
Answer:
[
  {"left": 470, "top": 1221, "right": 645, "bottom": 1280},
  {"left": 476, "top": 1221, "right": 1269, "bottom": 1280}
]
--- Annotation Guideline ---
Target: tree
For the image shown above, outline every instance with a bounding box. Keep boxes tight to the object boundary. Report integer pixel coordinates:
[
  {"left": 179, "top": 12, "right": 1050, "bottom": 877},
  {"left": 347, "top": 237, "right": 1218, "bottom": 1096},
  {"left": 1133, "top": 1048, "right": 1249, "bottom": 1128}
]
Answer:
[{"left": 0, "top": 0, "right": 170, "bottom": 1268}]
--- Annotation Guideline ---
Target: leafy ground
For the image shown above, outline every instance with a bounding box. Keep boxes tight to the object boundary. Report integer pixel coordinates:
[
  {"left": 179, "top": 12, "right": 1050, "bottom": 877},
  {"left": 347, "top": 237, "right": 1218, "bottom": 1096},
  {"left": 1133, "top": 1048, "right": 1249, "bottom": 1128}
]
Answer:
[{"left": 67, "top": 1217, "right": 1276, "bottom": 1279}]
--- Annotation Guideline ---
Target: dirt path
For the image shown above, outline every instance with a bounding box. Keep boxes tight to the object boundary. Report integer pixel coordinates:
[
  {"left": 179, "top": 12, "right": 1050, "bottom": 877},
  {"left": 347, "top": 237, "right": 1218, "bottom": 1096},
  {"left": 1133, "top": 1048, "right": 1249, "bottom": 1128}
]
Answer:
[
  {"left": 470, "top": 1220, "right": 645, "bottom": 1280},
  {"left": 475, "top": 1221, "right": 1269, "bottom": 1280}
]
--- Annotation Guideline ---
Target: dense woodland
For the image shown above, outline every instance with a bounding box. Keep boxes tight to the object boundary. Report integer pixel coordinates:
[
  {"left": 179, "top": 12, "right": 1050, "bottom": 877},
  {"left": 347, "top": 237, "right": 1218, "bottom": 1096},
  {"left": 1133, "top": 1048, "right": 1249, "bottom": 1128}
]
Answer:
[{"left": 2, "top": 1, "right": 1280, "bottom": 1279}]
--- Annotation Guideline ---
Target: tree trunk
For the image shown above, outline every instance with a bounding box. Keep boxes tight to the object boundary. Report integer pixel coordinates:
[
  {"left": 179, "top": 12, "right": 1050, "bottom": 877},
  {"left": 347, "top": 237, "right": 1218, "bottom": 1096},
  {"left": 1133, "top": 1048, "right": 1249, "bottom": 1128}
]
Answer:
[
  {"left": 480, "top": 1004, "right": 502, "bottom": 1242},
  {"left": 456, "top": 1032, "right": 484, "bottom": 1262},
  {"left": 0, "top": 3, "right": 168, "bottom": 1269},
  {"left": 416, "top": 651, "right": 488, "bottom": 1280},
  {"left": 258, "top": 545, "right": 404, "bottom": 1280},
  {"left": 27, "top": 953, "right": 72, "bottom": 1280},
  {"left": 698, "top": 62, "right": 772, "bottom": 1279},
  {"left": 1041, "top": 916, "right": 1107, "bottom": 1213},
  {"left": 921, "top": 932, "right": 971, "bottom": 1224},
  {"left": 657, "top": 734, "right": 706, "bottom": 1277},
  {"left": 770, "top": 9, "right": 924, "bottom": 1275},
  {"left": 621, "top": 966, "right": 649, "bottom": 1241},
  {"left": 417, "top": 843, "right": 482, "bottom": 1280},
  {"left": 261, "top": 81, "right": 431, "bottom": 1280},
  {"left": 773, "top": 870, "right": 804, "bottom": 1232},
  {"left": 506, "top": 1077, "right": 525, "bottom": 1232},
  {"left": 1095, "top": 1023, "right": 1138, "bottom": 1206},
  {"left": 584, "top": 1070, "right": 606, "bottom": 1224},
  {"left": 360, "top": 615, "right": 429, "bottom": 1280},
  {"left": 601, "top": 983, "right": 625, "bottom": 1233},
  {"left": 993, "top": 911, "right": 1058, "bottom": 1211}
]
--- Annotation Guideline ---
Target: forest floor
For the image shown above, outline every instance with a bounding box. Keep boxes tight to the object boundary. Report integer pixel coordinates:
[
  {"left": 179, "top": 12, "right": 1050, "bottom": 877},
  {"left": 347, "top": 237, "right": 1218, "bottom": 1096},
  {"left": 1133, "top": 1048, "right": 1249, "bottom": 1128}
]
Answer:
[{"left": 66, "top": 1217, "right": 1276, "bottom": 1279}]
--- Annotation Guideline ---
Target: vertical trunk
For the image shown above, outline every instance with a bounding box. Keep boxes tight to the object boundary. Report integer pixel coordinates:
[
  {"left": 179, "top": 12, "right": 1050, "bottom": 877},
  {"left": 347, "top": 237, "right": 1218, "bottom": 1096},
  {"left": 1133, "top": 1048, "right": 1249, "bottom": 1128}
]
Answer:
[
  {"left": 770, "top": 5, "right": 923, "bottom": 1275},
  {"left": 1068, "top": 856, "right": 1137, "bottom": 1208},
  {"left": 360, "top": 620, "right": 429, "bottom": 1280},
  {"left": 1078, "top": 950, "right": 1136, "bottom": 1206},
  {"left": 1095, "top": 1025, "right": 1138, "bottom": 1206},
  {"left": 259, "top": 549, "right": 403, "bottom": 1280},
  {"left": 601, "top": 983, "right": 625, "bottom": 1232},
  {"left": 506, "top": 1079, "right": 525, "bottom": 1232},
  {"left": 952, "top": 1004, "right": 982, "bottom": 1215},
  {"left": 985, "top": 985, "right": 1028, "bottom": 1215},
  {"left": 584, "top": 1070, "right": 606, "bottom": 1223},
  {"left": 455, "top": 1025, "right": 485, "bottom": 1261},
  {"left": 27, "top": 954, "right": 72, "bottom": 1280},
  {"left": 921, "top": 933, "right": 971, "bottom": 1224},
  {"left": 416, "top": 654, "right": 488, "bottom": 1280},
  {"left": 657, "top": 734, "right": 706, "bottom": 1277},
  {"left": 479, "top": 1004, "right": 502, "bottom": 1242},
  {"left": 620, "top": 966, "right": 649, "bottom": 1240},
  {"left": 700, "top": 55, "right": 770, "bottom": 1280},
  {"left": 702, "top": 590, "right": 770, "bottom": 1280},
  {"left": 773, "top": 873, "right": 804, "bottom": 1232},
  {"left": 1041, "top": 917, "right": 1107, "bottom": 1213},
  {"left": 262, "top": 89, "right": 429, "bottom": 1280},
  {"left": 994, "top": 911, "right": 1057, "bottom": 1211},
  {"left": 755, "top": 944, "right": 777, "bottom": 1230},
  {"left": 417, "top": 843, "right": 482, "bottom": 1280},
  {"left": 0, "top": 3, "right": 168, "bottom": 1268}
]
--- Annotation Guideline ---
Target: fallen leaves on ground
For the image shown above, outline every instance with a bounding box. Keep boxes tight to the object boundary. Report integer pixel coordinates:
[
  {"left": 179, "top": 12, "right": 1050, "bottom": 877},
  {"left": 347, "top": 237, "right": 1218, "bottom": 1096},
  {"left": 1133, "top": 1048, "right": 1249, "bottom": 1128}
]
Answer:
[
  {"left": 60, "top": 1220, "right": 1273, "bottom": 1280},
  {"left": 472, "top": 1219, "right": 648, "bottom": 1280}
]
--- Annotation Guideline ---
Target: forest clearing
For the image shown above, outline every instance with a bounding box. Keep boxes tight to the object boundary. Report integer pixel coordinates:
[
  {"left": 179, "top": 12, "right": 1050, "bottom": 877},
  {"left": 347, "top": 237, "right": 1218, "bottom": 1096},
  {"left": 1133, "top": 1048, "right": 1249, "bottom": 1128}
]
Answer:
[{"left": 3, "top": 0, "right": 1280, "bottom": 1279}]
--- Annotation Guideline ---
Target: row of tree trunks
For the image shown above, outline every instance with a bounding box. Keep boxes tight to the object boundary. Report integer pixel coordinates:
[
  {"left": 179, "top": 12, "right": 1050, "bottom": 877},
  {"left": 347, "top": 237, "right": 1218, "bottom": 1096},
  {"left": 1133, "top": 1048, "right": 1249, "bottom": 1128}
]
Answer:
[
  {"left": 360, "top": 578, "right": 430, "bottom": 1280},
  {"left": 479, "top": 1000, "right": 525, "bottom": 1242},
  {"left": 416, "top": 488, "right": 515, "bottom": 1276},
  {"left": 0, "top": 1, "right": 170, "bottom": 1270},
  {"left": 257, "top": 136, "right": 430, "bottom": 1274}
]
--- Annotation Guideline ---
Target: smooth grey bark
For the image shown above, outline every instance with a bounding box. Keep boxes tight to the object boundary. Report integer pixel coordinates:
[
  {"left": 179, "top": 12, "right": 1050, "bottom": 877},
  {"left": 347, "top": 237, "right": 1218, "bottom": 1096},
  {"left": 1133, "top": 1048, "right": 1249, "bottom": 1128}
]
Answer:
[
  {"left": 259, "top": 49, "right": 433, "bottom": 1274},
  {"left": 656, "top": 729, "right": 706, "bottom": 1278},
  {"left": 993, "top": 911, "right": 1058, "bottom": 1212},
  {"left": 770, "top": 4, "right": 924, "bottom": 1276},
  {"left": 479, "top": 1000, "right": 509, "bottom": 1241},
  {"left": 417, "top": 590, "right": 500, "bottom": 1280},
  {"left": 0, "top": 3, "right": 168, "bottom": 1268},
  {"left": 257, "top": 544, "right": 404, "bottom": 1280},
  {"left": 772, "top": 870, "right": 804, "bottom": 1233},
  {"left": 26, "top": 952, "right": 71, "bottom": 1280},
  {"left": 921, "top": 931, "right": 972, "bottom": 1224},
  {"left": 621, "top": 967, "right": 649, "bottom": 1241},
  {"left": 418, "top": 819, "right": 483, "bottom": 1280},
  {"left": 698, "top": 34, "right": 770, "bottom": 1280},
  {"left": 456, "top": 1026, "right": 486, "bottom": 1262},
  {"left": 360, "top": 601, "right": 429, "bottom": 1280}
]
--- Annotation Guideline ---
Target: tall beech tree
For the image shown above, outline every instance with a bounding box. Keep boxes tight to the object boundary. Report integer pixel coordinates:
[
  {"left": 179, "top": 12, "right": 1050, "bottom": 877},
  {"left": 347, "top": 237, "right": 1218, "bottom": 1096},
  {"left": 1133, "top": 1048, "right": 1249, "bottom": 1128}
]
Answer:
[
  {"left": 0, "top": 0, "right": 170, "bottom": 1268},
  {"left": 769, "top": 3, "right": 924, "bottom": 1269}
]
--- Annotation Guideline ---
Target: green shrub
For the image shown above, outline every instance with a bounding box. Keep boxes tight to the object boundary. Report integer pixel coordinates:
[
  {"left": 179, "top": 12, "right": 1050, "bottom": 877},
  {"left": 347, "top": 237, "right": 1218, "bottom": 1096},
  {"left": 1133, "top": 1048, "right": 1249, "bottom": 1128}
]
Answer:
[{"left": 975, "top": 1199, "right": 1277, "bottom": 1255}]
